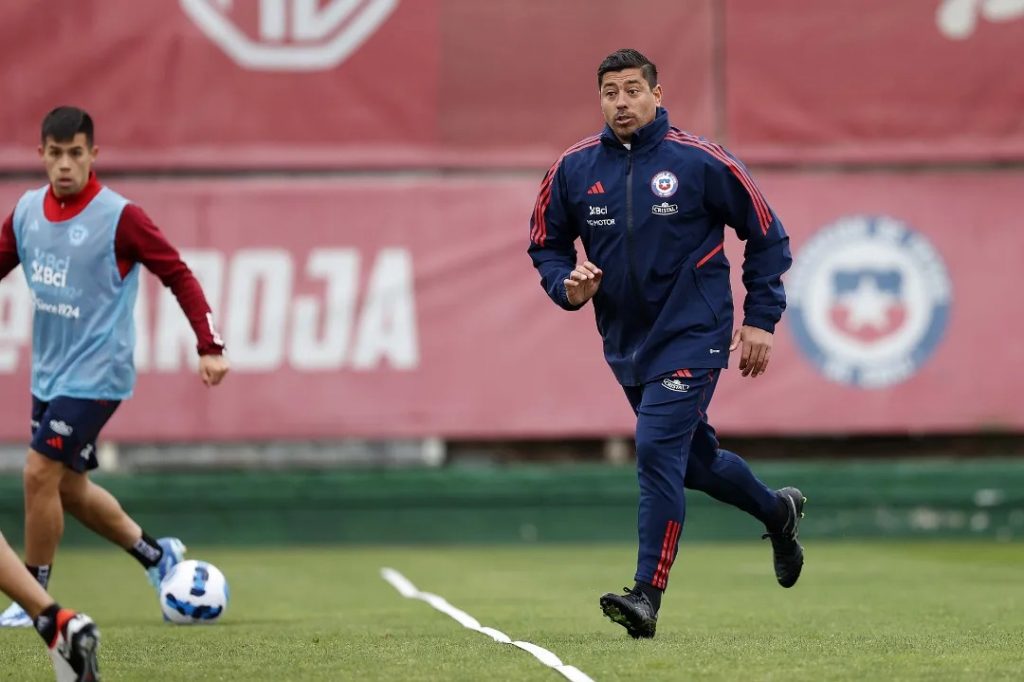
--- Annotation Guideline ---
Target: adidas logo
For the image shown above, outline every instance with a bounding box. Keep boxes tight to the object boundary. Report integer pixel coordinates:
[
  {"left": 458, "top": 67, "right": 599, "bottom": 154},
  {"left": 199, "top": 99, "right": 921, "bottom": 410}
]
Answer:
[
  {"left": 586, "top": 181, "right": 605, "bottom": 195},
  {"left": 46, "top": 436, "right": 63, "bottom": 451}
]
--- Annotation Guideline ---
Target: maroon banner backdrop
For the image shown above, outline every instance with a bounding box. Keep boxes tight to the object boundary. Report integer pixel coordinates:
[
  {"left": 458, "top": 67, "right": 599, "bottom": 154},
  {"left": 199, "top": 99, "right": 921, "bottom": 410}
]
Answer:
[
  {"left": 0, "top": 0, "right": 713, "bottom": 171},
  {"left": 4, "top": 0, "right": 1021, "bottom": 171},
  {"left": 725, "top": 0, "right": 1024, "bottom": 163},
  {"left": 0, "top": 172, "right": 1020, "bottom": 441},
  {"left": 723, "top": 170, "right": 1021, "bottom": 434},
  {"left": 3, "top": 2, "right": 1021, "bottom": 170}
]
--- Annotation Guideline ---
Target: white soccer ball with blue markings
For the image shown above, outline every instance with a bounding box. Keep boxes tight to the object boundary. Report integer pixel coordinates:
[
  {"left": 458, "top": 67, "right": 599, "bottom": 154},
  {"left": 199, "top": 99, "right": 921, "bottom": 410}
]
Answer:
[{"left": 160, "top": 560, "right": 229, "bottom": 625}]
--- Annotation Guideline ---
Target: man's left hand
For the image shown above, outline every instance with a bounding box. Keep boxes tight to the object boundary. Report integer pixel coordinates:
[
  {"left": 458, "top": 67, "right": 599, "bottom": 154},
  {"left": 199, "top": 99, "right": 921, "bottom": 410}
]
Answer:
[
  {"left": 729, "top": 326, "right": 773, "bottom": 378},
  {"left": 199, "top": 354, "right": 230, "bottom": 387}
]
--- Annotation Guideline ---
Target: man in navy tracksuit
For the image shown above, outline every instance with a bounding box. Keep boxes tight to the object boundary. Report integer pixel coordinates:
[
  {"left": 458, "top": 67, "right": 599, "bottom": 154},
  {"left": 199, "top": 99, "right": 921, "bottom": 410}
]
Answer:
[{"left": 528, "top": 49, "right": 806, "bottom": 639}]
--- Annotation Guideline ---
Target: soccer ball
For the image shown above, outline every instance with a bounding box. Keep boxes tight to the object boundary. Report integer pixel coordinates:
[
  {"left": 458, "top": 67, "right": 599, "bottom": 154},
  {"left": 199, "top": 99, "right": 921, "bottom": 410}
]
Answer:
[{"left": 159, "top": 560, "right": 229, "bottom": 625}]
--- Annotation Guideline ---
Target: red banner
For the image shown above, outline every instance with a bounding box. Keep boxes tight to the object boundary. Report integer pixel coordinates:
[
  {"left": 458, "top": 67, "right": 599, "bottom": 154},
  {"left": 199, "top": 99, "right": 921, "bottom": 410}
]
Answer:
[
  {"left": 0, "top": 0, "right": 713, "bottom": 171},
  {"left": 721, "top": 170, "right": 1022, "bottom": 434},
  {"left": 0, "top": 171, "right": 1020, "bottom": 441},
  {"left": 725, "top": 0, "right": 1024, "bottom": 162},
  {"left": 0, "top": 177, "right": 619, "bottom": 441},
  {"left": 3, "top": 2, "right": 1021, "bottom": 169}
]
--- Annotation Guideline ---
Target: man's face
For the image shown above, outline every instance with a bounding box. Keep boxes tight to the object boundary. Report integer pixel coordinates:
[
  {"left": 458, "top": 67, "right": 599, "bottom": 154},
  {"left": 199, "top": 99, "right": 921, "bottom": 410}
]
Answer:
[
  {"left": 39, "top": 133, "right": 96, "bottom": 197},
  {"left": 600, "top": 68, "right": 662, "bottom": 143}
]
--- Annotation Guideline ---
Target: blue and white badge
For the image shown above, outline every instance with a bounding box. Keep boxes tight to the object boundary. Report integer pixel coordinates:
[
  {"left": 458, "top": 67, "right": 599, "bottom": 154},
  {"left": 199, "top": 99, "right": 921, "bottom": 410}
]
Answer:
[
  {"left": 650, "top": 171, "right": 678, "bottom": 198},
  {"left": 787, "top": 215, "right": 951, "bottom": 389},
  {"left": 68, "top": 224, "right": 88, "bottom": 246}
]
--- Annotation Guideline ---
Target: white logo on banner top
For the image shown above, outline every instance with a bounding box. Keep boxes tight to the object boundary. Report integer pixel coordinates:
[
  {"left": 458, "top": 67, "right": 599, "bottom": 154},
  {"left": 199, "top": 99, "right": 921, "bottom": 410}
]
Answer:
[
  {"left": 787, "top": 216, "right": 952, "bottom": 389},
  {"left": 937, "top": 0, "right": 1024, "bottom": 39},
  {"left": 180, "top": 0, "right": 400, "bottom": 71}
]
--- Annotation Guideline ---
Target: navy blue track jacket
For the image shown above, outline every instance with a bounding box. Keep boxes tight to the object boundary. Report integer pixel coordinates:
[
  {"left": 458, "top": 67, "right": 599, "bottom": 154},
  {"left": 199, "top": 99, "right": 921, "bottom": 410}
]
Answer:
[{"left": 528, "top": 108, "right": 792, "bottom": 386}]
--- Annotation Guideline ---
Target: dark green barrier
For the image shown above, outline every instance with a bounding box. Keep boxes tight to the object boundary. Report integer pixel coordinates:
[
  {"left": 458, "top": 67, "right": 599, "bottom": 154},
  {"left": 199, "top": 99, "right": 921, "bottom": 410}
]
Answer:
[{"left": 0, "top": 459, "right": 1021, "bottom": 546}]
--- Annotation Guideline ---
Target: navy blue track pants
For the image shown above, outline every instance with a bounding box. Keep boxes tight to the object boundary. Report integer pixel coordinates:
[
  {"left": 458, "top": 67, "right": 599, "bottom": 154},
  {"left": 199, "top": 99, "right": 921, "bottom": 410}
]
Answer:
[{"left": 623, "top": 369, "right": 779, "bottom": 590}]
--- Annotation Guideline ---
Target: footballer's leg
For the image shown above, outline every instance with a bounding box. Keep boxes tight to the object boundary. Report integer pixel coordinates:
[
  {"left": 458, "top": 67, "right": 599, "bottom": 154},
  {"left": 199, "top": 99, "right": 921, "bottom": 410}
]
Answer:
[
  {"left": 599, "top": 385, "right": 661, "bottom": 638},
  {"left": 684, "top": 384, "right": 806, "bottom": 588},
  {"left": 761, "top": 487, "right": 805, "bottom": 588},
  {"left": 23, "top": 449, "right": 65, "bottom": 565},
  {"left": 0, "top": 530, "right": 53, "bottom": 623},
  {"left": 0, "top": 398, "right": 60, "bottom": 627},
  {"left": 5, "top": 448, "right": 69, "bottom": 628},
  {"left": 4, "top": 398, "right": 103, "bottom": 627},
  {"left": 58, "top": 470, "right": 186, "bottom": 589},
  {"left": 23, "top": 397, "right": 114, "bottom": 593},
  {"left": 687, "top": 430, "right": 805, "bottom": 587},
  {"left": 0, "top": 532, "right": 101, "bottom": 681},
  {"left": 49, "top": 397, "right": 186, "bottom": 593},
  {"left": 600, "top": 376, "right": 708, "bottom": 639},
  {"left": 22, "top": 394, "right": 119, "bottom": 593},
  {"left": 24, "top": 450, "right": 68, "bottom": 570},
  {"left": 684, "top": 419, "right": 783, "bottom": 523},
  {"left": 59, "top": 471, "right": 141, "bottom": 549}
]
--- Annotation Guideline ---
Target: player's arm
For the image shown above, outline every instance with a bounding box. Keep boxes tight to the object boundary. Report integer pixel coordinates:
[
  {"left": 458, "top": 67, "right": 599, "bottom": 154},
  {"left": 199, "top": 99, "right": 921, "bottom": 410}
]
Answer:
[
  {"left": 115, "top": 204, "right": 228, "bottom": 386},
  {"left": 0, "top": 212, "right": 21, "bottom": 281},
  {"left": 527, "top": 162, "right": 594, "bottom": 309},
  {"left": 703, "top": 146, "right": 792, "bottom": 376}
]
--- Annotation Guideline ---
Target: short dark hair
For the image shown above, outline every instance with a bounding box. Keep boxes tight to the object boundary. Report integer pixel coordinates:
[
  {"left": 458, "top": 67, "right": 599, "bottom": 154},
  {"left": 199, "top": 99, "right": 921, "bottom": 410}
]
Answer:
[
  {"left": 597, "top": 49, "right": 658, "bottom": 89},
  {"left": 41, "top": 106, "right": 94, "bottom": 146}
]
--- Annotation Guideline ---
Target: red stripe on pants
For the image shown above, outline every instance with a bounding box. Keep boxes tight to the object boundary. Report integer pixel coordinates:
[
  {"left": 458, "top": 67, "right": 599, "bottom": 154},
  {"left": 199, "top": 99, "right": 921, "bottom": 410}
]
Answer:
[{"left": 652, "top": 520, "right": 681, "bottom": 589}]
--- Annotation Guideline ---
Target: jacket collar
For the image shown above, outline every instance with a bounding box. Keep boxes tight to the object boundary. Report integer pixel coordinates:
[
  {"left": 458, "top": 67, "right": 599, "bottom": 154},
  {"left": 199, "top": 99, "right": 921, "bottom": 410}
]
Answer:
[
  {"left": 44, "top": 171, "right": 102, "bottom": 223},
  {"left": 601, "top": 107, "right": 670, "bottom": 152}
]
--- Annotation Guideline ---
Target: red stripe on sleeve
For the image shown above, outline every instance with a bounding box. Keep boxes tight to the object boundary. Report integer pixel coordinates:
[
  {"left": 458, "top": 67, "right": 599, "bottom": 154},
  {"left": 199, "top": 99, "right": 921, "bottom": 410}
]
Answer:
[
  {"left": 677, "top": 134, "right": 771, "bottom": 231},
  {"left": 666, "top": 133, "right": 772, "bottom": 235},
  {"left": 531, "top": 136, "right": 601, "bottom": 246}
]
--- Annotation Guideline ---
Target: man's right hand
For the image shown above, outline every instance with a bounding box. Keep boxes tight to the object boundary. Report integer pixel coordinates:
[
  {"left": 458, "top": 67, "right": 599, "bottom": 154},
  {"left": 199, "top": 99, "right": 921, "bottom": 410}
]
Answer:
[
  {"left": 564, "top": 261, "right": 603, "bottom": 306},
  {"left": 199, "top": 353, "right": 230, "bottom": 387}
]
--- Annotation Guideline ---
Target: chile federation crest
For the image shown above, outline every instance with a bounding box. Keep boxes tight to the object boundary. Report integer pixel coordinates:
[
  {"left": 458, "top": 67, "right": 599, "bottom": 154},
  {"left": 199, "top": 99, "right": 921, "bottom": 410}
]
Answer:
[{"left": 787, "top": 216, "right": 951, "bottom": 389}]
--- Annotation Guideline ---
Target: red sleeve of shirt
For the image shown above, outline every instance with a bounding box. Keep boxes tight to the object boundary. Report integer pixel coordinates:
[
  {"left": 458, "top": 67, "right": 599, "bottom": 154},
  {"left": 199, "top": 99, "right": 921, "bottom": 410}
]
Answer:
[
  {"left": 115, "top": 204, "right": 225, "bottom": 356},
  {"left": 0, "top": 212, "right": 21, "bottom": 280}
]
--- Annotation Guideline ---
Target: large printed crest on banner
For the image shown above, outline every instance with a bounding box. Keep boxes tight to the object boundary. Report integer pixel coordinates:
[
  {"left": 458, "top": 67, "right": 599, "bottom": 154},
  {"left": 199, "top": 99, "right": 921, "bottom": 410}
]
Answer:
[
  {"left": 787, "top": 216, "right": 952, "bottom": 389},
  {"left": 180, "top": 0, "right": 399, "bottom": 71}
]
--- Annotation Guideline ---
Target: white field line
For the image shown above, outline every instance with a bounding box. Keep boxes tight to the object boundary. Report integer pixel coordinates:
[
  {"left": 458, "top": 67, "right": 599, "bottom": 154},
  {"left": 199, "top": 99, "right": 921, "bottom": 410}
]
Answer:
[{"left": 381, "top": 567, "right": 595, "bottom": 682}]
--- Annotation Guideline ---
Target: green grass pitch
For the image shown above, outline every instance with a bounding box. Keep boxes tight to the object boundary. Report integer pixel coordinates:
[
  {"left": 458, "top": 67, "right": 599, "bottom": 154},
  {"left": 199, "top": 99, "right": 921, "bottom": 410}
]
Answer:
[{"left": 2, "top": 541, "right": 1022, "bottom": 680}]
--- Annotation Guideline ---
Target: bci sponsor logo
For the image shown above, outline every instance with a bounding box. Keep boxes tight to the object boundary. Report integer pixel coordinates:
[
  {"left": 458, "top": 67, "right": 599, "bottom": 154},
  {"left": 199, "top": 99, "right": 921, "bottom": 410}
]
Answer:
[
  {"left": 587, "top": 205, "right": 614, "bottom": 226},
  {"left": 30, "top": 250, "right": 70, "bottom": 289},
  {"left": 0, "top": 248, "right": 419, "bottom": 374},
  {"left": 180, "top": 0, "right": 400, "bottom": 71}
]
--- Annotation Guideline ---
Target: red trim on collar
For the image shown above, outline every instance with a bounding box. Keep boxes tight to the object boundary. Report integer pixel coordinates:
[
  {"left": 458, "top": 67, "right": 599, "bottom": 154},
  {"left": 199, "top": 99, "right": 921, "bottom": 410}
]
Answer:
[{"left": 44, "top": 172, "right": 103, "bottom": 223}]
